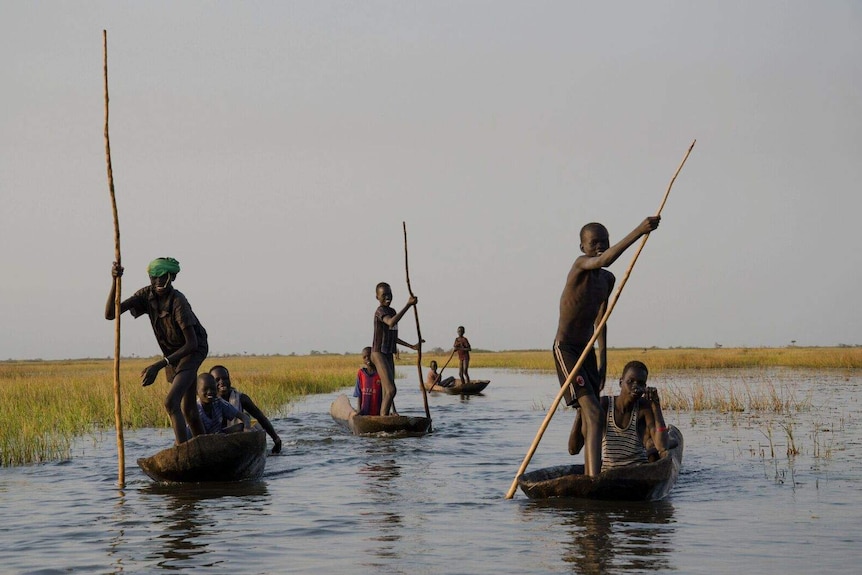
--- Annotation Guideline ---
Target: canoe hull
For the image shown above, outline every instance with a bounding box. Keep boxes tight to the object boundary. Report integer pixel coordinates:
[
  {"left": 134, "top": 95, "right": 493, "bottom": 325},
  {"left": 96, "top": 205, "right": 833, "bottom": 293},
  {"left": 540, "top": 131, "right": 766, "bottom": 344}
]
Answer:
[
  {"left": 424, "top": 379, "right": 490, "bottom": 395},
  {"left": 518, "top": 426, "right": 684, "bottom": 501},
  {"left": 137, "top": 429, "right": 267, "bottom": 483},
  {"left": 330, "top": 394, "right": 431, "bottom": 436}
]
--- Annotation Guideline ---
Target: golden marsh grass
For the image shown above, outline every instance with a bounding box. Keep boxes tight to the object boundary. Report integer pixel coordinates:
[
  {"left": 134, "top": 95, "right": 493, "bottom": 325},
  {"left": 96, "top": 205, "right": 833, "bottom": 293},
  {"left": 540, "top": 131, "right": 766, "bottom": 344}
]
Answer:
[{"left": 1, "top": 347, "right": 859, "bottom": 466}]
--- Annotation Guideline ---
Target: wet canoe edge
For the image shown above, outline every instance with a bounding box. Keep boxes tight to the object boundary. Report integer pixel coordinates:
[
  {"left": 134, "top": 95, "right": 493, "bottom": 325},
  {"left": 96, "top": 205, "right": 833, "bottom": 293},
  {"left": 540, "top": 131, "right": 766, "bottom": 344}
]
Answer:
[
  {"left": 517, "top": 426, "right": 684, "bottom": 501},
  {"left": 424, "top": 379, "right": 490, "bottom": 395},
  {"left": 330, "top": 394, "right": 431, "bottom": 436},
  {"left": 137, "top": 429, "right": 267, "bottom": 483}
]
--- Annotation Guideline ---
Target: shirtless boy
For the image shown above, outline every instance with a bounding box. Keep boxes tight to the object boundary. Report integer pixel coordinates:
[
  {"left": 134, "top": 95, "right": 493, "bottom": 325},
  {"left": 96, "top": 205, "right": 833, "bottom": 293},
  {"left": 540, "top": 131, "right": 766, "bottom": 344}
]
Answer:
[
  {"left": 453, "top": 326, "right": 472, "bottom": 385},
  {"left": 371, "top": 282, "right": 420, "bottom": 416},
  {"left": 553, "top": 216, "right": 660, "bottom": 476}
]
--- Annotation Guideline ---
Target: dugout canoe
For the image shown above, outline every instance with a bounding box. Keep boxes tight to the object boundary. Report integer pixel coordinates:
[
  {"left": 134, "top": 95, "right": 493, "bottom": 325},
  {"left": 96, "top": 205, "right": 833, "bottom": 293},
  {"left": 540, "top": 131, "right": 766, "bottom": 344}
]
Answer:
[
  {"left": 137, "top": 429, "right": 267, "bottom": 483},
  {"left": 330, "top": 393, "right": 431, "bottom": 436},
  {"left": 517, "top": 425, "right": 684, "bottom": 501},
  {"left": 424, "top": 379, "right": 490, "bottom": 395}
]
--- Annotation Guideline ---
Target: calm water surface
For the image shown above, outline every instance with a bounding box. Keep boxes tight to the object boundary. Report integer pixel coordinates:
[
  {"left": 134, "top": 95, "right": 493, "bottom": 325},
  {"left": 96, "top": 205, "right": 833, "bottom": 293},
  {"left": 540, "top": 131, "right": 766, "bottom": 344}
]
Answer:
[{"left": 1, "top": 368, "right": 861, "bottom": 574}]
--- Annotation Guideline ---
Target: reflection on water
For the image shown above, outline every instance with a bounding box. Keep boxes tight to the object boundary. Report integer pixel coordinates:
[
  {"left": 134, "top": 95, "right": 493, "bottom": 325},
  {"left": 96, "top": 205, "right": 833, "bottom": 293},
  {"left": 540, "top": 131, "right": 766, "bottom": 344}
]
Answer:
[
  {"left": 141, "top": 481, "right": 270, "bottom": 570},
  {"left": 2, "top": 368, "right": 861, "bottom": 574},
  {"left": 523, "top": 499, "right": 675, "bottom": 574}
]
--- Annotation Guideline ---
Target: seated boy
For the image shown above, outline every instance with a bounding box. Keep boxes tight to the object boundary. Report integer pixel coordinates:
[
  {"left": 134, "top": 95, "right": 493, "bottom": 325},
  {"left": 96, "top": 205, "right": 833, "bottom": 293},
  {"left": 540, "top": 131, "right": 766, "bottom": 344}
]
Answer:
[
  {"left": 426, "top": 360, "right": 455, "bottom": 389},
  {"left": 195, "top": 373, "right": 250, "bottom": 434}
]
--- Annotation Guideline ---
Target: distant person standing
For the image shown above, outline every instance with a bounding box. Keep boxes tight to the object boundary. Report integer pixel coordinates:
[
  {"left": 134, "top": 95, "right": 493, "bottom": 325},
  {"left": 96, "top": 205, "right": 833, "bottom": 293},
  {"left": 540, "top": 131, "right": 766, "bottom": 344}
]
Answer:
[
  {"left": 105, "top": 257, "right": 208, "bottom": 444},
  {"left": 553, "top": 217, "right": 660, "bottom": 476},
  {"left": 453, "top": 326, "right": 472, "bottom": 385},
  {"left": 210, "top": 364, "right": 283, "bottom": 453},
  {"left": 371, "top": 282, "right": 421, "bottom": 416}
]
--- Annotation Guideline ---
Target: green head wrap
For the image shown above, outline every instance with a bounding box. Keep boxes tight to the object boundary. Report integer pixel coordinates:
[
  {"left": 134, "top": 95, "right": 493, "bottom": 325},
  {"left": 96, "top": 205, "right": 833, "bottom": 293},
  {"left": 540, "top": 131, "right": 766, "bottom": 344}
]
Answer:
[{"left": 147, "top": 257, "right": 181, "bottom": 278}]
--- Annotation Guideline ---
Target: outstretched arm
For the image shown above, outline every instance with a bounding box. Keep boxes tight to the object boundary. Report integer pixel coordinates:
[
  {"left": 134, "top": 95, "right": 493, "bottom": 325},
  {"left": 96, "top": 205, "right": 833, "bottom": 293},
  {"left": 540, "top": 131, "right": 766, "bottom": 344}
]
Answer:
[
  {"left": 580, "top": 216, "right": 660, "bottom": 271},
  {"left": 241, "top": 394, "right": 282, "bottom": 453},
  {"left": 140, "top": 324, "right": 199, "bottom": 386}
]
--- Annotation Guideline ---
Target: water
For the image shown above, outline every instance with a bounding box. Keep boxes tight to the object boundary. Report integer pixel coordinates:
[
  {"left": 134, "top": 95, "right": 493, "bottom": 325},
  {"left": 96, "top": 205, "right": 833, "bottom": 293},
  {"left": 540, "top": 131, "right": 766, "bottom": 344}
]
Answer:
[{"left": 2, "top": 368, "right": 861, "bottom": 574}]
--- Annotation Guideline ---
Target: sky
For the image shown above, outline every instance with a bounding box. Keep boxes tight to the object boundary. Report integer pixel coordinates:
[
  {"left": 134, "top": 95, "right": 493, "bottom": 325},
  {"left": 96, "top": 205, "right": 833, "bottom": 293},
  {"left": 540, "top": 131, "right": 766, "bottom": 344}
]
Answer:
[{"left": 2, "top": 2, "right": 861, "bottom": 361}]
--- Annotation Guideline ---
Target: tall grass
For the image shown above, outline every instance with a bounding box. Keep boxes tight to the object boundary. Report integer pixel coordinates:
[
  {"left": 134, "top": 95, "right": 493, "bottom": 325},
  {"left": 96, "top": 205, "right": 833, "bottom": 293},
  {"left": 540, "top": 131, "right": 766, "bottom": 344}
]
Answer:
[
  {"left": 2, "top": 347, "right": 858, "bottom": 466},
  {"left": 0, "top": 355, "right": 360, "bottom": 466}
]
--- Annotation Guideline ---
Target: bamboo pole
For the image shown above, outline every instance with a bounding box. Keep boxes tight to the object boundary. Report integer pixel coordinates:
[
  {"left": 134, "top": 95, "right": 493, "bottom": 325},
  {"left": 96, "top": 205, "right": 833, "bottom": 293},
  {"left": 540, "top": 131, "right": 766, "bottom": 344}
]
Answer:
[
  {"left": 504, "top": 140, "right": 696, "bottom": 499},
  {"left": 103, "top": 30, "right": 125, "bottom": 488},
  {"left": 403, "top": 222, "right": 432, "bottom": 425}
]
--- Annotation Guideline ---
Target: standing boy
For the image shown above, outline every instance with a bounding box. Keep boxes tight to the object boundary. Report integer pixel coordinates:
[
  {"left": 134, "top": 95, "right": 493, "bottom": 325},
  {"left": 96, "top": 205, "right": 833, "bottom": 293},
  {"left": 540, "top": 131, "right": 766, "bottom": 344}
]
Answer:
[
  {"left": 106, "top": 258, "right": 208, "bottom": 445},
  {"left": 371, "top": 282, "right": 420, "bottom": 416},
  {"left": 453, "top": 326, "right": 472, "bottom": 385},
  {"left": 553, "top": 216, "right": 660, "bottom": 476}
]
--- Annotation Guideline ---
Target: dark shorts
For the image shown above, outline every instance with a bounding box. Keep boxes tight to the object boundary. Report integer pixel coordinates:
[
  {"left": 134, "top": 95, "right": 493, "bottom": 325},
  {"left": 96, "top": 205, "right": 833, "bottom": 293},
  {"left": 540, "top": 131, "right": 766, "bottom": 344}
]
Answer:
[
  {"left": 164, "top": 349, "right": 208, "bottom": 383},
  {"left": 553, "top": 341, "right": 600, "bottom": 407}
]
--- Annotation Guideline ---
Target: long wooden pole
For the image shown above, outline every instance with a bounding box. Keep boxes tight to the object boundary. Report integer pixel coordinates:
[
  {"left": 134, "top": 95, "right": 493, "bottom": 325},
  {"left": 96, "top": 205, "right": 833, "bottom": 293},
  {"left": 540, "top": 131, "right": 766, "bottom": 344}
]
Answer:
[
  {"left": 103, "top": 30, "right": 125, "bottom": 488},
  {"left": 505, "top": 140, "right": 696, "bottom": 499},
  {"left": 403, "top": 222, "right": 432, "bottom": 425}
]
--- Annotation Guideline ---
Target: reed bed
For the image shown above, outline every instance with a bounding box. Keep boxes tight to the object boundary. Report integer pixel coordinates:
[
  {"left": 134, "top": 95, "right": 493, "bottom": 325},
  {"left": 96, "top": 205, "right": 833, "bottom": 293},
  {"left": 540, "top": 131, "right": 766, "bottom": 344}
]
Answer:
[{"left": 2, "top": 347, "right": 858, "bottom": 466}]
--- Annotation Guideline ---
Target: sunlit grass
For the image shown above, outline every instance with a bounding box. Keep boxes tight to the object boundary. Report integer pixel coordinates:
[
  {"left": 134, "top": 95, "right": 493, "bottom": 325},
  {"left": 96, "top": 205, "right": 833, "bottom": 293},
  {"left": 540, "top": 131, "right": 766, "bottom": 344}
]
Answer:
[{"left": 2, "top": 346, "right": 859, "bottom": 466}]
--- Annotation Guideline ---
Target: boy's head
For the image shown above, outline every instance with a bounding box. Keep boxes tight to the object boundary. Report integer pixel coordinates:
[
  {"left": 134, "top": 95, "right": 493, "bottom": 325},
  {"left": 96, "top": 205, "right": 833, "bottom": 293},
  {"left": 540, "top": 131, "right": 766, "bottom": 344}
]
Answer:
[
  {"left": 430, "top": 360, "right": 438, "bottom": 370},
  {"left": 210, "top": 365, "right": 232, "bottom": 399},
  {"left": 457, "top": 326, "right": 465, "bottom": 336},
  {"left": 361, "top": 347, "right": 373, "bottom": 368},
  {"left": 148, "top": 257, "right": 180, "bottom": 295},
  {"left": 375, "top": 282, "right": 393, "bottom": 306},
  {"left": 579, "top": 223, "right": 610, "bottom": 257},
  {"left": 197, "top": 373, "right": 218, "bottom": 404},
  {"left": 619, "top": 360, "right": 649, "bottom": 397}
]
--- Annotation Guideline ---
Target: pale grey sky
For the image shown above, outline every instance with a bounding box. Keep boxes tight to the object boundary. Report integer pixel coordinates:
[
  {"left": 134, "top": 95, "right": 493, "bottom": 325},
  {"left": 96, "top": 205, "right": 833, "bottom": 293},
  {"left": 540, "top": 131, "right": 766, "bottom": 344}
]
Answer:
[{"left": 2, "top": 2, "right": 860, "bottom": 360}]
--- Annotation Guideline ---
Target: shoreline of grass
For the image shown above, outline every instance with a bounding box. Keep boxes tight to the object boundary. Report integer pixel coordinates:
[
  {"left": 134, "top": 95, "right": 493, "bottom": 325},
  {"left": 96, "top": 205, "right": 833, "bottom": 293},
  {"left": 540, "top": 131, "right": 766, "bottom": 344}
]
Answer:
[{"left": 2, "top": 347, "right": 859, "bottom": 466}]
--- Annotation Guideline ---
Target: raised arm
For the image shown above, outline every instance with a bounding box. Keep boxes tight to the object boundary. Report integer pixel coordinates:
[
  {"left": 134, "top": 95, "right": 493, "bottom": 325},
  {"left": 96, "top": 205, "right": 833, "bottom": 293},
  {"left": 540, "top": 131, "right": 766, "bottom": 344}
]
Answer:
[
  {"left": 380, "top": 295, "right": 418, "bottom": 328},
  {"left": 642, "top": 387, "right": 670, "bottom": 453},
  {"left": 579, "top": 216, "right": 660, "bottom": 271},
  {"left": 105, "top": 262, "right": 132, "bottom": 320}
]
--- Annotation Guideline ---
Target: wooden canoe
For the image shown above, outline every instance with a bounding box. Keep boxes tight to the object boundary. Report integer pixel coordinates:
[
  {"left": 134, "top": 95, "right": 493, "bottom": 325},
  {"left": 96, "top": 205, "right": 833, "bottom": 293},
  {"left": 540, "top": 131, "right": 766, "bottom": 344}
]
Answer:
[
  {"left": 330, "top": 394, "right": 431, "bottom": 436},
  {"left": 137, "top": 429, "right": 267, "bottom": 483},
  {"left": 517, "top": 425, "right": 684, "bottom": 501},
  {"left": 424, "top": 379, "right": 490, "bottom": 395}
]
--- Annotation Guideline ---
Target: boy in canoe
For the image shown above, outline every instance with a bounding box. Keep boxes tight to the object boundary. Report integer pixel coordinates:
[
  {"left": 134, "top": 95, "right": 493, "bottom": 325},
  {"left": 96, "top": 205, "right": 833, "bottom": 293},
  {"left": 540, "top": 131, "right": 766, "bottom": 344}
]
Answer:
[
  {"left": 210, "top": 365, "right": 283, "bottom": 453},
  {"left": 106, "top": 258, "right": 208, "bottom": 445},
  {"left": 553, "top": 216, "right": 660, "bottom": 476},
  {"left": 453, "top": 326, "right": 472, "bottom": 385},
  {"left": 426, "top": 359, "right": 455, "bottom": 390},
  {"left": 196, "top": 373, "right": 250, "bottom": 434},
  {"left": 600, "top": 361, "right": 672, "bottom": 470},
  {"left": 371, "top": 282, "right": 420, "bottom": 416},
  {"left": 354, "top": 347, "right": 384, "bottom": 415}
]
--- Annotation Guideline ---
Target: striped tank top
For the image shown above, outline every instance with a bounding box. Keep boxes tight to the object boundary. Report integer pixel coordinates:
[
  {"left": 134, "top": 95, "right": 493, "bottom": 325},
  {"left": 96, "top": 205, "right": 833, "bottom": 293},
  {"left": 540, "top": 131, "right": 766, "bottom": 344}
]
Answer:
[{"left": 601, "top": 395, "right": 647, "bottom": 471}]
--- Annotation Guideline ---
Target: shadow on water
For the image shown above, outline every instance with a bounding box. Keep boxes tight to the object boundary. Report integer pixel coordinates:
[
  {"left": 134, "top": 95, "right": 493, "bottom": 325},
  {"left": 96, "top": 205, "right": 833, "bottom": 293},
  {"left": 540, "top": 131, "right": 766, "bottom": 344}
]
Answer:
[
  {"left": 355, "top": 443, "right": 404, "bottom": 565},
  {"left": 520, "top": 498, "right": 676, "bottom": 574}
]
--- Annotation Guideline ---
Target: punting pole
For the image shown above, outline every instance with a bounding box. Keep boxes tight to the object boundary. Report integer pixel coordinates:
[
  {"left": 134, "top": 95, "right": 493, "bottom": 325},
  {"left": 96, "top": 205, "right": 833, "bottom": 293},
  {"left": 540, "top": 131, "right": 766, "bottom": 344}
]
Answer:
[
  {"left": 504, "top": 140, "right": 696, "bottom": 499},
  {"left": 403, "top": 222, "right": 432, "bottom": 426},
  {"left": 103, "top": 30, "right": 125, "bottom": 488}
]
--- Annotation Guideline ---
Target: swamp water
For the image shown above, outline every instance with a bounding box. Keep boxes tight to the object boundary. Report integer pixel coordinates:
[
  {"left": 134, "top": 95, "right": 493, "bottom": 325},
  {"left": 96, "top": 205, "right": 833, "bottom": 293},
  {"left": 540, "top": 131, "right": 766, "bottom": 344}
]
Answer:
[{"left": 1, "top": 368, "right": 861, "bottom": 574}]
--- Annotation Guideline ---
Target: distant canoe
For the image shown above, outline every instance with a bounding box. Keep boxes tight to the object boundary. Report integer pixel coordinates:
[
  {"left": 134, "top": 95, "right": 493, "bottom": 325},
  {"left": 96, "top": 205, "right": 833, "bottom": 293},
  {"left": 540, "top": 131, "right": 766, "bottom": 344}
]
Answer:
[
  {"left": 517, "top": 426, "right": 684, "bottom": 501},
  {"left": 330, "top": 394, "right": 431, "bottom": 436},
  {"left": 424, "top": 379, "right": 490, "bottom": 395},
  {"left": 137, "top": 429, "right": 267, "bottom": 483}
]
